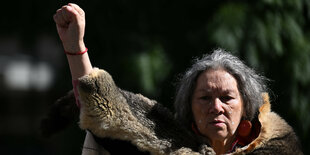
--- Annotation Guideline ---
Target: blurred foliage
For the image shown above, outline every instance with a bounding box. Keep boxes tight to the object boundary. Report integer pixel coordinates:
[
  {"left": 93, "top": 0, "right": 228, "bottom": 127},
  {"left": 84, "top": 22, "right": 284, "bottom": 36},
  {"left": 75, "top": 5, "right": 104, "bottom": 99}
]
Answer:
[
  {"left": 208, "top": 0, "right": 310, "bottom": 152},
  {"left": 133, "top": 45, "right": 171, "bottom": 95},
  {"left": 1, "top": 0, "right": 309, "bottom": 154}
]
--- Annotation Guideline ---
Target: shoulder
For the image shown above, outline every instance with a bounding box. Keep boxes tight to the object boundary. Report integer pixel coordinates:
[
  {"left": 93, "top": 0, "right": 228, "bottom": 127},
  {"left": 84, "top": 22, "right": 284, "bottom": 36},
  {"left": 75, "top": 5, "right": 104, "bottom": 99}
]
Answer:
[
  {"left": 77, "top": 68, "right": 201, "bottom": 154},
  {"left": 233, "top": 94, "right": 303, "bottom": 155},
  {"left": 249, "top": 111, "right": 303, "bottom": 155}
]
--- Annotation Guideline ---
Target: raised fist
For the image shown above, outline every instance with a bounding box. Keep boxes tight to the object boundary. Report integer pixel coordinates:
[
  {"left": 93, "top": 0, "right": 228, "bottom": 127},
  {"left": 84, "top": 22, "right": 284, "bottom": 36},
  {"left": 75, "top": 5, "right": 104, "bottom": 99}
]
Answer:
[{"left": 53, "top": 3, "right": 86, "bottom": 53}]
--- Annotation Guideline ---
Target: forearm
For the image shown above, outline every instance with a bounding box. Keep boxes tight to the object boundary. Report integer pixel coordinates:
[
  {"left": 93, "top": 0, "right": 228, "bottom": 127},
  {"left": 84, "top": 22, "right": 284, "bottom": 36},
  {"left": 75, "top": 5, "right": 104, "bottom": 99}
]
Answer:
[
  {"left": 54, "top": 3, "right": 92, "bottom": 80},
  {"left": 67, "top": 52, "right": 93, "bottom": 80},
  {"left": 64, "top": 43, "right": 93, "bottom": 108},
  {"left": 62, "top": 35, "right": 92, "bottom": 80}
]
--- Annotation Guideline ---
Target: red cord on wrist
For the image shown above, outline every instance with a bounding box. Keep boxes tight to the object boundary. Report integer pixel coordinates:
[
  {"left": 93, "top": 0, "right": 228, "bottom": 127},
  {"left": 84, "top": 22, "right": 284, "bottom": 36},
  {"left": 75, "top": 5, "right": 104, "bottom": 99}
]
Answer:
[{"left": 64, "top": 48, "right": 88, "bottom": 55}]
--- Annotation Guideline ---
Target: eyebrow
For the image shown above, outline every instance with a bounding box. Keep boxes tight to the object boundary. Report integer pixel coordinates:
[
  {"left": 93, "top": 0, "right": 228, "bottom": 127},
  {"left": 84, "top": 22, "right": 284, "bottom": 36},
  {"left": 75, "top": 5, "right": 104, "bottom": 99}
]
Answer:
[{"left": 197, "top": 88, "right": 236, "bottom": 95}]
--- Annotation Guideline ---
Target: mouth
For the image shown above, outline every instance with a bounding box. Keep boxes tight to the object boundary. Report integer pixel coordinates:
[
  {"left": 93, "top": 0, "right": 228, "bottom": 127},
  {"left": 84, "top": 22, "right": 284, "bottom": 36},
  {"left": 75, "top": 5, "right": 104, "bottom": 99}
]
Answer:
[{"left": 210, "top": 120, "right": 225, "bottom": 127}]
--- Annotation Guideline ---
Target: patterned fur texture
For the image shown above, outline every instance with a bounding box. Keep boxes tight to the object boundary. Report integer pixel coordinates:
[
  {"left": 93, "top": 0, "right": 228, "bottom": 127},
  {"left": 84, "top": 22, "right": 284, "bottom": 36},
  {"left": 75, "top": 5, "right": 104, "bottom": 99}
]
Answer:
[
  {"left": 48, "top": 68, "right": 302, "bottom": 155},
  {"left": 233, "top": 93, "right": 303, "bottom": 155},
  {"left": 40, "top": 90, "right": 79, "bottom": 138},
  {"left": 77, "top": 68, "right": 213, "bottom": 155}
]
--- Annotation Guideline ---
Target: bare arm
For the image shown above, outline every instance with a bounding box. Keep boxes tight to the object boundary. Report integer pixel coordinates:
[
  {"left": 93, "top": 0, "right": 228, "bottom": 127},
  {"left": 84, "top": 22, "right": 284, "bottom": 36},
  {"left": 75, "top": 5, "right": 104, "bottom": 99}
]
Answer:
[{"left": 53, "top": 3, "right": 92, "bottom": 80}]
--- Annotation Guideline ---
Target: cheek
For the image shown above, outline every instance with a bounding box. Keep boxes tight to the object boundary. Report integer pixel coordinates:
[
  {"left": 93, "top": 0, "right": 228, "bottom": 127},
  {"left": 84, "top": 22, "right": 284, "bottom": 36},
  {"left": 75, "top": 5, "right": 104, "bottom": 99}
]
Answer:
[
  {"left": 228, "top": 101, "right": 244, "bottom": 129},
  {"left": 192, "top": 103, "right": 207, "bottom": 122},
  {"left": 192, "top": 102, "right": 201, "bottom": 118},
  {"left": 192, "top": 103, "right": 209, "bottom": 134}
]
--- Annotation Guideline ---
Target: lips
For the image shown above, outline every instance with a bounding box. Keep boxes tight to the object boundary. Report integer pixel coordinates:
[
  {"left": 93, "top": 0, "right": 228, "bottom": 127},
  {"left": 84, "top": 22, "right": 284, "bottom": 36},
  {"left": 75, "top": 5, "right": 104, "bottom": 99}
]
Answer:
[
  {"left": 211, "top": 120, "right": 225, "bottom": 124},
  {"left": 210, "top": 120, "right": 225, "bottom": 127}
]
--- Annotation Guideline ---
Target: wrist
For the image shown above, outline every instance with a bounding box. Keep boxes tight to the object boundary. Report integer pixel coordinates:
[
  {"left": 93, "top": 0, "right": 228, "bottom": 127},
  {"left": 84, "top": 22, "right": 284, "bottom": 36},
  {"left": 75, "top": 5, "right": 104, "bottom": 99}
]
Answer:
[
  {"left": 63, "top": 40, "right": 86, "bottom": 53},
  {"left": 65, "top": 48, "right": 88, "bottom": 55},
  {"left": 66, "top": 51, "right": 93, "bottom": 80}
]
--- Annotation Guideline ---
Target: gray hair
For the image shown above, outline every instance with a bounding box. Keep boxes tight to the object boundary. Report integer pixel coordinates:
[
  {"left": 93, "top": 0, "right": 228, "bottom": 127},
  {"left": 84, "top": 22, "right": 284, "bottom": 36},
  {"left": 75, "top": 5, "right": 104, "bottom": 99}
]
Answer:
[{"left": 174, "top": 49, "right": 267, "bottom": 130}]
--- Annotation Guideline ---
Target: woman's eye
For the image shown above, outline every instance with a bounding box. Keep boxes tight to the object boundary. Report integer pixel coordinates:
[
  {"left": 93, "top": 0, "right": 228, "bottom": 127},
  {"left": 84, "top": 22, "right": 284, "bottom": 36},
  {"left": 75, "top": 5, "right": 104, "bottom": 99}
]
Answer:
[
  {"left": 220, "top": 96, "right": 233, "bottom": 102},
  {"left": 199, "top": 96, "right": 211, "bottom": 101}
]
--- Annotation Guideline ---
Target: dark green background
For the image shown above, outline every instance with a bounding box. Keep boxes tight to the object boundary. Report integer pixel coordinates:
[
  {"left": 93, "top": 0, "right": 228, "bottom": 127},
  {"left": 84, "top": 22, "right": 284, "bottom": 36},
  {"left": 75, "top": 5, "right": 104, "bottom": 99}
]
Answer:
[{"left": 1, "top": 0, "right": 309, "bottom": 154}]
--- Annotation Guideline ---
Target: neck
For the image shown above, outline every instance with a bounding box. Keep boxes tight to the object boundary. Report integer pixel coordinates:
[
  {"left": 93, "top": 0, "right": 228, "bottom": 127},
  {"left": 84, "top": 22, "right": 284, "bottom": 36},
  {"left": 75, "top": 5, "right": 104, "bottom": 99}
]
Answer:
[{"left": 210, "top": 136, "right": 236, "bottom": 155}]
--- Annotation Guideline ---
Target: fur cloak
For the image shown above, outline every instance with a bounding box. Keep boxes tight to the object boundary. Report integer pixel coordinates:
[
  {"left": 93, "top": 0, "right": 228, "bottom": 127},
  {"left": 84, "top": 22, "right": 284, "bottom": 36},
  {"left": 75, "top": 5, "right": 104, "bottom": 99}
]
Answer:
[{"left": 62, "top": 68, "right": 303, "bottom": 155}]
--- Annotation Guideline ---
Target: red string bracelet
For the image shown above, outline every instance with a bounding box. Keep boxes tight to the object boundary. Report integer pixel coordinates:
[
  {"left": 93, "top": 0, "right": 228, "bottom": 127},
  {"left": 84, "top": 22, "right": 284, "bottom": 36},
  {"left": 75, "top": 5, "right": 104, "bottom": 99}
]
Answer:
[{"left": 64, "top": 48, "right": 88, "bottom": 55}]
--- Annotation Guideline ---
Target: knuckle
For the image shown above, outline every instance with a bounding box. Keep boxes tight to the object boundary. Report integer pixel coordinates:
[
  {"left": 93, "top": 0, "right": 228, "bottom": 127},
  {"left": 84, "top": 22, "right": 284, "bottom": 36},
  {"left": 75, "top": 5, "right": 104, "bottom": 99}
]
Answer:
[
  {"left": 56, "top": 9, "right": 62, "bottom": 14},
  {"left": 53, "top": 14, "right": 57, "bottom": 20},
  {"left": 54, "top": 14, "right": 60, "bottom": 21}
]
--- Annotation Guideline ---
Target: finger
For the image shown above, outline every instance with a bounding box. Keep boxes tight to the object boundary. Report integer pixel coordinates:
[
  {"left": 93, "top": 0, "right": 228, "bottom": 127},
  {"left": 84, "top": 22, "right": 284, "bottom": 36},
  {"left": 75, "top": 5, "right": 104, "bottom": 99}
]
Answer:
[
  {"left": 61, "top": 6, "right": 72, "bottom": 23},
  {"left": 64, "top": 5, "right": 82, "bottom": 22},
  {"left": 54, "top": 9, "right": 67, "bottom": 27},
  {"left": 68, "top": 3, "right": 85, "bottom": 17},
  {"left": 67, "top": 6, "right": 85, "bottom": 26}
]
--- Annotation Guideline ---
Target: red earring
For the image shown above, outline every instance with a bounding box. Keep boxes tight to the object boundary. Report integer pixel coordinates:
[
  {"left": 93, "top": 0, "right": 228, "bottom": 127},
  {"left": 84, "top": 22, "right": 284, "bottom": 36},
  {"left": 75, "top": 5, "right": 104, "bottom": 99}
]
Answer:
[{"left": 238, "top": 120, "right": 252, "bottom": 137}]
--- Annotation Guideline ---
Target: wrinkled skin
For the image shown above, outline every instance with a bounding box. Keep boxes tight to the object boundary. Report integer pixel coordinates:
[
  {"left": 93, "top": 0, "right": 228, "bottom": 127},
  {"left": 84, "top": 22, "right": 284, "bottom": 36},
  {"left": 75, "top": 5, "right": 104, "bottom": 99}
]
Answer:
[{"left": 191, "top": 69, "right": 244, "bottom": 154}]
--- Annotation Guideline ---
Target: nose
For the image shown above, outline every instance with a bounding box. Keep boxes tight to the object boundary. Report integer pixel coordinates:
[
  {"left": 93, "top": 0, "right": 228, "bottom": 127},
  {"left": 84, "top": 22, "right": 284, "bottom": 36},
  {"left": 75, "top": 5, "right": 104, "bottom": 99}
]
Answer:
[{"left": 209, "top": 98, "right": 224, "bottom": 114}]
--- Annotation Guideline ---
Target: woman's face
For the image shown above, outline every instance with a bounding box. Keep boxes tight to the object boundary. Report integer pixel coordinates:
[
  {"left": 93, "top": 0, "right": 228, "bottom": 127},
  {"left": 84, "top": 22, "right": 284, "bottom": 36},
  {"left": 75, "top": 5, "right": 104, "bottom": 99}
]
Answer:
[{"left": 191, "top": 69, "right": 243, "bottom": 143}]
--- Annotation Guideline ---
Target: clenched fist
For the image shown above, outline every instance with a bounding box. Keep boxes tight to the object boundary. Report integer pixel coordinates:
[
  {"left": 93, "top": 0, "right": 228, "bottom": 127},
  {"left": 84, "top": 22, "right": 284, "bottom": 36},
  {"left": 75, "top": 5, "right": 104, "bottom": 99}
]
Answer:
[{"left": 53, "top": 3, "right": 86, "bottom": 53}]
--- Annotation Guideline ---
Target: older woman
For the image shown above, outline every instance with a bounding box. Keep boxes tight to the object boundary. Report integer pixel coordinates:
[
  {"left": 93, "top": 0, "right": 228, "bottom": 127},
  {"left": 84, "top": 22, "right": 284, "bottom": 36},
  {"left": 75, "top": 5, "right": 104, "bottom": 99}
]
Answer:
[
  {"left": 174, "top": 52, "right": 267, "bottom": 154},
  {"left": 53, "top": 3, "right": 303, "bottom": 155}
]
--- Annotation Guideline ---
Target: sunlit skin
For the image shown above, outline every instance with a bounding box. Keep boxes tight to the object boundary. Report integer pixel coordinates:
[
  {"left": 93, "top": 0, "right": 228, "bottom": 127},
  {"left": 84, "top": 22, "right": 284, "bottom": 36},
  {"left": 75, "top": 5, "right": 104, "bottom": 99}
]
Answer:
[{"left": 191, "top": 69, "right": 244, "bottom": 154}]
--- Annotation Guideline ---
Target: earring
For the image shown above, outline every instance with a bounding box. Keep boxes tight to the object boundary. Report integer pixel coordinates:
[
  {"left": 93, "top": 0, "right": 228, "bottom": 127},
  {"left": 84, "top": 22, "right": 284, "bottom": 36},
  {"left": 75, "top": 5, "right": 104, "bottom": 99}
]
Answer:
[{"left": 238, "top": 120, "right": 252, "bottom": 137}]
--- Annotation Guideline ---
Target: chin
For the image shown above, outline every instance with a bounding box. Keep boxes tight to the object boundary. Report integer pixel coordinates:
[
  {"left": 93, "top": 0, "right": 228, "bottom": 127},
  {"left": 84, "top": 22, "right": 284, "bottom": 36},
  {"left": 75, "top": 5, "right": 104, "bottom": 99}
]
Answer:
[
  {"left": 203, "top": 129, "right": 229, "bottom": 141},
  {"left": 210, "top": 134, "right": 227, "bottom": 141}
]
